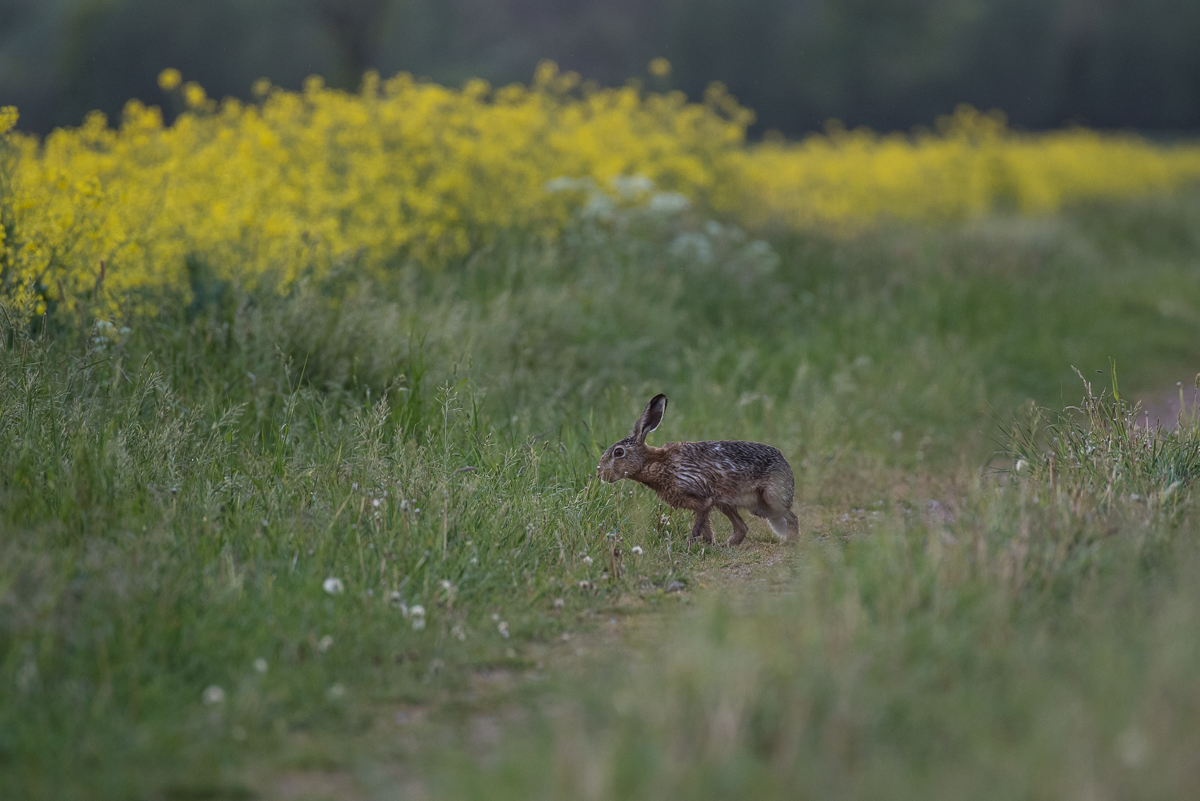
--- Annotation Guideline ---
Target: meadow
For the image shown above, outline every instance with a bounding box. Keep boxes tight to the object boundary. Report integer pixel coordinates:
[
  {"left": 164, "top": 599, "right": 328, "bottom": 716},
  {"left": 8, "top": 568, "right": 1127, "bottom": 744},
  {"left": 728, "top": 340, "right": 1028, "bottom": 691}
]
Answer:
[{"left": 3, "top": 68, "right": 1200, "bottom": 800}]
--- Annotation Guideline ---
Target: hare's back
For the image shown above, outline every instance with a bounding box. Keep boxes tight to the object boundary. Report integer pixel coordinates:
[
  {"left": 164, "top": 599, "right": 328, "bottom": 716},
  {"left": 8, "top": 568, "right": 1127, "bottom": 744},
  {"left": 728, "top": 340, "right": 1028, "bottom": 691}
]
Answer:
[{"left": 672, "top": 440, "right": 790, "bottom": 483}]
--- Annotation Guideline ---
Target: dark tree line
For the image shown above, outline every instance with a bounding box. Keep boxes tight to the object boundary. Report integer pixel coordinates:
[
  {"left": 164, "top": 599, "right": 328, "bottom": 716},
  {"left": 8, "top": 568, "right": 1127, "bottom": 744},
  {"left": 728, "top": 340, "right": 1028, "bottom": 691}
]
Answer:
[{"left": 1, "top": 0, "right": 1198, "bottom": 136}]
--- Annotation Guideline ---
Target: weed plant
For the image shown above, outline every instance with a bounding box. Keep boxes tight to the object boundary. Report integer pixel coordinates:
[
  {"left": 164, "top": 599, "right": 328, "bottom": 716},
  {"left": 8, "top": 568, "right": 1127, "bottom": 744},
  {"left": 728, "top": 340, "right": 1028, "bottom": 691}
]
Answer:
[{"left": 1008, "top": 368, "right": 1200, "bottom": 510}]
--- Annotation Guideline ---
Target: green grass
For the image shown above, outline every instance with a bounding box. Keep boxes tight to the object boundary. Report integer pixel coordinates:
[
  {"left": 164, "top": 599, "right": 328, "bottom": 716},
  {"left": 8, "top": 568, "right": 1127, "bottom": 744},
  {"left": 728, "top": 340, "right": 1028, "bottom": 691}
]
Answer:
[{"left": 3, "top": 190, "right": 1200, "bottom": 799}]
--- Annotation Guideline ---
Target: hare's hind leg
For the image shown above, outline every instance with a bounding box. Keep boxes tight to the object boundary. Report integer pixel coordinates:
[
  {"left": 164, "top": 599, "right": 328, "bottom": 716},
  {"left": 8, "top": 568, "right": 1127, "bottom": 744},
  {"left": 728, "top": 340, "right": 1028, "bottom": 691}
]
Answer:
[{"left": 718, "top": 503, "right": 749, "bottom": 546}]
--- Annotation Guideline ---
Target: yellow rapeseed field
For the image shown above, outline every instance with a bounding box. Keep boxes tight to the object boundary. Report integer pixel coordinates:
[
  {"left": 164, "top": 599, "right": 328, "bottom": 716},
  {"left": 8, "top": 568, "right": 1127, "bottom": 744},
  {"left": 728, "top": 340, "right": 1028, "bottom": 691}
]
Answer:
[{"left": 2, "top": 62, "right": 1200, "bottom": 318}]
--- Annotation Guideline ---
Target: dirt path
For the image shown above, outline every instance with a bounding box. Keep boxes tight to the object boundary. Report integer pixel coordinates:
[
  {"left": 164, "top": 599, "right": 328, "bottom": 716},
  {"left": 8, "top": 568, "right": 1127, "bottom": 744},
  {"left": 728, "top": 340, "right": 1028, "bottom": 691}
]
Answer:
[{"left": 250, "top": 528, "right": 797, "bottom": 801}]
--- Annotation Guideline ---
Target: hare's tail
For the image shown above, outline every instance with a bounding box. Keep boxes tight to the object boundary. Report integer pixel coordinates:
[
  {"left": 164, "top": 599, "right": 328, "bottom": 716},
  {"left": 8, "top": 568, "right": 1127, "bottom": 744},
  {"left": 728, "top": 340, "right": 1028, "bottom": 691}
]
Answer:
[
  {"left": 760, "top": 473, "right": 798, "bottom": 541},
  {"left": 766, "top": 510, "right": 799, "bottom": 539}
]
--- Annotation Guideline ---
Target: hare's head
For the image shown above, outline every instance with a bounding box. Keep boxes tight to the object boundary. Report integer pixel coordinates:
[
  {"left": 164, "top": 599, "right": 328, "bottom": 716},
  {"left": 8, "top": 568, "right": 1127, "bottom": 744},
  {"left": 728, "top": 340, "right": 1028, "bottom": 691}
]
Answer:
[{"left": 597, "top": 394, "right": 667, "bottom": 483}]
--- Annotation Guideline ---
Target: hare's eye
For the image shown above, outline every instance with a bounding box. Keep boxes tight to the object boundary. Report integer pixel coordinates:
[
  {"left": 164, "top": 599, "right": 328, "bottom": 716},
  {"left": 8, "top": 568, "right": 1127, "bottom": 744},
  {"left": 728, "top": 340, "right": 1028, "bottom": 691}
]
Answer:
[{"left": 613, "top": 447, "right": 625, "bottom": 458}]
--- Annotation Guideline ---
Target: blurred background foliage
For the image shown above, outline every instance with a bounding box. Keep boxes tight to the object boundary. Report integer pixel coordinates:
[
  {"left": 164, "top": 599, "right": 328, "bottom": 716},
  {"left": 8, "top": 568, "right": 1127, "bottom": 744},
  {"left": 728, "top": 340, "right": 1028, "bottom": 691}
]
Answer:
[{"left": 2, "top": 0, "right": 1198, "bottom": 137}]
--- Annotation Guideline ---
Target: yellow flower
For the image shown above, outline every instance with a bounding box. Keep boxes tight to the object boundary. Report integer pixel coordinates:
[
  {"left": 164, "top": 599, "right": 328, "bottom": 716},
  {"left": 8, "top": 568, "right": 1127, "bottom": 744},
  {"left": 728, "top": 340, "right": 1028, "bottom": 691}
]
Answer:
[
  {"left": 183, "top": 82, "right": 207, "bottom": 109},
  {"left": 157, "top": 68, "right": 182, "bottom": 92},
  {"left": 2, "top": 69, "right": 1199, "bottom": 323},
  {"left": 649, "top": 58, "right": 672, "bottom": 78},
  {"left": 0, "top": 106, "right": 18, "bottom": 135}
]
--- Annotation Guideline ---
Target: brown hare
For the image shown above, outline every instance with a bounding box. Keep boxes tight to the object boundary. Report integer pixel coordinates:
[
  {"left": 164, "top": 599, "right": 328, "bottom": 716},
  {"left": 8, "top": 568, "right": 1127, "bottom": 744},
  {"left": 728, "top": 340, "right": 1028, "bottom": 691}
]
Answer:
[{"left": 597, "top": 394, "right": 798, "bottom": 545}]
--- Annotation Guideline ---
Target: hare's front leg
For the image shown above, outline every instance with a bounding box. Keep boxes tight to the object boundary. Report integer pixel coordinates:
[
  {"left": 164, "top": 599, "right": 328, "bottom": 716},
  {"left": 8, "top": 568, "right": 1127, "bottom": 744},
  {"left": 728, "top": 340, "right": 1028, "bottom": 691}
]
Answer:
[{"left": 689, "top": 501, "right": 715, "bottom": 544}]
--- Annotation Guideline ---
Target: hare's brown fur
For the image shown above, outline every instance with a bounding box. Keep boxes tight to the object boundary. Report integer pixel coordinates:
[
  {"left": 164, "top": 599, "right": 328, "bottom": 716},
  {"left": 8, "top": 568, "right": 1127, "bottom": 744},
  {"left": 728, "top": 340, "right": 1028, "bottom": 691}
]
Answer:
[{"left": 598, "top": 395, "right": 798, "bottom": 545}]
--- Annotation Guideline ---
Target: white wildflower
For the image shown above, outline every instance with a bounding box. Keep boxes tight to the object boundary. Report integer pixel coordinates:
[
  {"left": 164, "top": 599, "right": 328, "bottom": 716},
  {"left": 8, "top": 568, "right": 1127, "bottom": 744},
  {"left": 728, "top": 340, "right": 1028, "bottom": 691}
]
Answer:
[
  {"left": 202, "top": 685, "right": 225, "bottom": 705},
  {"left": 389, "top": 591, "right": 407, "bottom": 615},
  {"left": 647, "top": 191, "right": 691, "bottom": 215},
  {"left": 497, "top": 620, "right": 510, "bottom": 639},
  {"left": 668, "top": 232, "right": 713, "bottom": 264},
  {"left": 328, "top": 683, "right": 345, "bottom": 699},
  {"left": 253, "top": 658, "right": 268, "bottom": 673},
  {"left": 318, "top": 635, "right": 334, "bottom": 653},
  {"left": 544, "top": 176, "right": 594, "bottom": 193},
  {"left": 323, "top": 577, "right": 345, "bottom": 595},
  {"left": 581, "top": 192, "right": 616, "bottom": 220},
  {"left": 582, "top": 555, "right": 593, "bottom": 566},
  {"left": 631, "top": 545, "right": 644, "bottom": 555},
  {"left": 409, "top": 605, "right": 426, "bottom": 631},
  {"left": 609, "top": 173, "right": 654, "bottom": 198}
]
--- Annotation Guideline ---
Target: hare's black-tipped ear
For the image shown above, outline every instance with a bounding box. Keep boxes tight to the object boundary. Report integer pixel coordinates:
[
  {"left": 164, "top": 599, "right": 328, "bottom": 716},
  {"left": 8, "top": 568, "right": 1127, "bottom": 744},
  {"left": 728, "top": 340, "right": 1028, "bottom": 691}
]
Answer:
[{"left": 634, "top": 394, "right": 667, "bottom": 444}]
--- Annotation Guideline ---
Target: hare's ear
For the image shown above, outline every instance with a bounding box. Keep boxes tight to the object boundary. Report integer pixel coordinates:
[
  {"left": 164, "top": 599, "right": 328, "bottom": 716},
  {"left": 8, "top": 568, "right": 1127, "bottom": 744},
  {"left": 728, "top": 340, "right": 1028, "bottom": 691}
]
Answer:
[{"left": 634, "top": 394, "right": 667, "bottom": 444}]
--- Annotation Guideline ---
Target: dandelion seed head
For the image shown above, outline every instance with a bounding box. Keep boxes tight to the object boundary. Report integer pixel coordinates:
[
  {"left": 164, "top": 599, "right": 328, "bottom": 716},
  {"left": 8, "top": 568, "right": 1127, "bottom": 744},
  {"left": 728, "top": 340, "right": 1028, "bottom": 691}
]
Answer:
[{"left": 409, "top": 605, "right": 426, "bottom": 631}]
